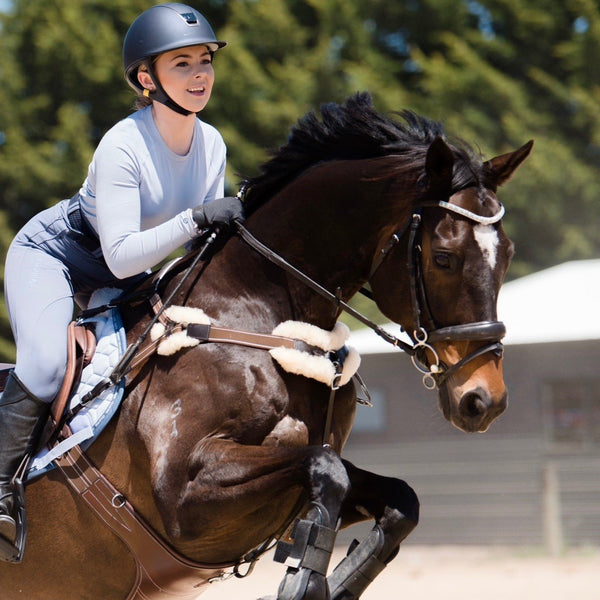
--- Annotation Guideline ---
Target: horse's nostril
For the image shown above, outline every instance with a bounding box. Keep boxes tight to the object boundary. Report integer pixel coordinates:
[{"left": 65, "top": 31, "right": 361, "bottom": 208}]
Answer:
[{"left": 460, "top": 390, "right": 491, "bottom": 418}]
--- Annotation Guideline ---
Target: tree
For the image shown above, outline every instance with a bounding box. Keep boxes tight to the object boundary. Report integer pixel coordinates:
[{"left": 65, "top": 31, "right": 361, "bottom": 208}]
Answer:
[
  {"left": 0, "top": 0, "right": 599, "bottom": 360},
  {"left": 0, "top": 0, "right": 151, "bottom": 361},
  {"left": 356, "top": 0, "right": 600, "bottom": 276},
  {"left": 0, "top": 0, "right": 153, "bottom": 225}
]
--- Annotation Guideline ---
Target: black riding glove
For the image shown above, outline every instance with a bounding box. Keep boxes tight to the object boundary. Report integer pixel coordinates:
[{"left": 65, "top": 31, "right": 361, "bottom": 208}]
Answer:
[{"left": 192, "top": 196, "right": 245, "bottom": 230}]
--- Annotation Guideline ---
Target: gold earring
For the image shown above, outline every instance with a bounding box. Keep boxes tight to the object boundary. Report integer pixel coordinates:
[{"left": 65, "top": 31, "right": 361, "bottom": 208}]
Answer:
[{"left": 143, "top": 89, "right": 150, "bottom": 97}]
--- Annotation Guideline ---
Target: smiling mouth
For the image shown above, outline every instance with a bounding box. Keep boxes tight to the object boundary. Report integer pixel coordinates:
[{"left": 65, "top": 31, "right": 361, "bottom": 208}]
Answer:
[{"left": 188, "top": 86, "right": 206, "bottom": 94}]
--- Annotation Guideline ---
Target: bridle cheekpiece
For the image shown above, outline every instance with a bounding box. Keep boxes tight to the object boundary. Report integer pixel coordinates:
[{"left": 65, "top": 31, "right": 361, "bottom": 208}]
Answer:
[{"left": 368, "top": 196, "right": 507, "bottom": 389}]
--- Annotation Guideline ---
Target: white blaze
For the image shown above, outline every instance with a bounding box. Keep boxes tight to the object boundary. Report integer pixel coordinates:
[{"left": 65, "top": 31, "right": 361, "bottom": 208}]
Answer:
[{"left": 473, "top": 224, "right": 499, "bottom": 269}]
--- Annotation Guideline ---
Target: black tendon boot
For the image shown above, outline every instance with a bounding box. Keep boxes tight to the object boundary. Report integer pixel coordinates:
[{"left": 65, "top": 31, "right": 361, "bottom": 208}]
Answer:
[{"left": 0, "top": 371, "right": 49, "bottom": 550}]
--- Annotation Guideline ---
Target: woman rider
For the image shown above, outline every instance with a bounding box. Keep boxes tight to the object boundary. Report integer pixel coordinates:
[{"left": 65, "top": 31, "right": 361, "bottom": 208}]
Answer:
[{"left": 0, "top": 3, "right": 243, "bottom": 556}]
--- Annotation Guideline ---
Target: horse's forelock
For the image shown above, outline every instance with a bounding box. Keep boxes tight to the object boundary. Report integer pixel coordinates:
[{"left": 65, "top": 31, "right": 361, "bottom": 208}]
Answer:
[{"left": 450, "top": 146, "right": 485, "bottom": 194}]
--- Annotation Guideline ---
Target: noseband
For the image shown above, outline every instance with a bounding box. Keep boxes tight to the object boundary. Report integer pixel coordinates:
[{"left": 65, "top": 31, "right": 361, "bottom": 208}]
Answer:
[
  {"left": 367, "top": 198, "right": 506, "bottom": 389},
  {"left": 235, "top": 195, "right": 506, "bottom": 391}
]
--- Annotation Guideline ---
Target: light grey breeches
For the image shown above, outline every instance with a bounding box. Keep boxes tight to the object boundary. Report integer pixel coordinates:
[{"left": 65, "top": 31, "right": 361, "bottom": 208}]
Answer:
[{"left": 4, "top": 200, "right": 138, "bottom": 403}]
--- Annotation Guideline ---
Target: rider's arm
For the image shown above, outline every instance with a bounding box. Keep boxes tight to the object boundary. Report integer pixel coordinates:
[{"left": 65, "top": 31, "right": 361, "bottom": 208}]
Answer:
[{"left": 92, "top": 122, "right": 226, "bottom": 280}]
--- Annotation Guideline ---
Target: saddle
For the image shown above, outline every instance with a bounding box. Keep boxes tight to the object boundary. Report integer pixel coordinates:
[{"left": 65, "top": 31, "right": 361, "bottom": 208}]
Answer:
[
  {"left": 0, "top": 322, "right": 97, "bottom": 429},
  {"left": 51, "top": 321, "right": 97, "bottom": 430},
  {"left": 0, "top": 252, "right": 199, "bottom": 447}
]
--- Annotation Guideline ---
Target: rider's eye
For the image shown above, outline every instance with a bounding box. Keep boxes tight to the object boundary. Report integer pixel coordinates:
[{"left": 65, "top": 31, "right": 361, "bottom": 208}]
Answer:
[{"left": 434, "top": 253, "right": 452, "bottom": 269}]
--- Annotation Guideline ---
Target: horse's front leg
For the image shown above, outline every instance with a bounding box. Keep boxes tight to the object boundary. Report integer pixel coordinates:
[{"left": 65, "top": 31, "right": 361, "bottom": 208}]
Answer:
[
  {"left": 168, "top": 439, "right": 350, "bottom": 600},
  {"left": 326, "top": 460, "right": 420, "bottom": 600}
]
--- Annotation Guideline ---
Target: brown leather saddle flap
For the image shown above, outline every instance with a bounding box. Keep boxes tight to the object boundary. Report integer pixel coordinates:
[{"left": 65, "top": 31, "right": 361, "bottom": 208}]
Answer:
[
  {"left": 50, "top": 322, "right": 97, "bottom": 426},
  {"left": 0, "top": 325, "right": 96, "bottom": 430}
]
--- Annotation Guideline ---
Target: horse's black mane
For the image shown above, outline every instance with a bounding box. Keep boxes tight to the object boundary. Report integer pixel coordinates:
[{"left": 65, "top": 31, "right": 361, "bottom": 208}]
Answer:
[{"left": 242, "top": 92, "right": 482, "bottom": 211}]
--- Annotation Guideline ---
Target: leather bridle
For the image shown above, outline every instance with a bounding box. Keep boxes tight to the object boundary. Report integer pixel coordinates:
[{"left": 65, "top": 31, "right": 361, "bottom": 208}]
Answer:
[
  {"left": 235, "top": 193, "right": 507, "bottom": 390},
  {"left": 365, "top": 196, "right": 507, "bottom": 389}
]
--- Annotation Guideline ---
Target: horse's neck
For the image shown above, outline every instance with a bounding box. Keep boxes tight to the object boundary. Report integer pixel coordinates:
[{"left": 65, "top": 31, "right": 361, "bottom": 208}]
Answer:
[{"left": 235, "top": 160, "right": 404, "bottom": 326}]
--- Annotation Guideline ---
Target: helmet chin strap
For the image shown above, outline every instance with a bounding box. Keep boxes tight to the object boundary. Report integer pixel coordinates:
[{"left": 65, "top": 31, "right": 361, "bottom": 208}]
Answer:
[{"left": 143, "top": 59, "right": 194, "bottom": 117}]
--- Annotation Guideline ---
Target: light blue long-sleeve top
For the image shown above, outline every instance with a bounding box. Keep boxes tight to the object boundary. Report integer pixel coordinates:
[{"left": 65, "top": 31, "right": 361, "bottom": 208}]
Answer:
[{"left": 78, "top": 106, "right": 226, "bottom": 279}]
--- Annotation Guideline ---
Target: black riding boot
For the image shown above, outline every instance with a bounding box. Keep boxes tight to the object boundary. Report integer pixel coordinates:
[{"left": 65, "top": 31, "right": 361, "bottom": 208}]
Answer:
[{"left": 0, "top": 371, "right": 49, "bottom": 545}]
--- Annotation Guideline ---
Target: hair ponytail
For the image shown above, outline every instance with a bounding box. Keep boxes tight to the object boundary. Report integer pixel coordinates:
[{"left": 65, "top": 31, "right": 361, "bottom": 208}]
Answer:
[{"left": 134, "top": 93, "right": 153, "bottom": 111}]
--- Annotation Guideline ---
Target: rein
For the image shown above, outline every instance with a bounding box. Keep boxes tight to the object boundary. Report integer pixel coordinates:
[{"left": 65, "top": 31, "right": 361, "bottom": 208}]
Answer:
[
  {"left": 78, "top": 230, "right": 221, "bottom": 404},
  {"left": 234, "top": 225, "right": 413, "bottom": 353},
  {"left": 235, "top": 194, "right": 507, "bottom": 390}
]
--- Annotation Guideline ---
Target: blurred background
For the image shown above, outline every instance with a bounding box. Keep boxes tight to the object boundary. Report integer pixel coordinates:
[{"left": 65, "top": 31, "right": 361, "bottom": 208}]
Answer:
[{"left": 0, "top": 0, "right": 598, "bottom": 596}]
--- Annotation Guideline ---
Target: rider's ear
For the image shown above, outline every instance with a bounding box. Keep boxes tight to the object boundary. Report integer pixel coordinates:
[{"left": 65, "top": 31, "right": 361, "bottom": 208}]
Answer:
[
  {"left": 483, "top": 140, "right": 534, "bottom": 190},
  {"left": 425, "top": 136, "right": 454, "bottom": 198}
]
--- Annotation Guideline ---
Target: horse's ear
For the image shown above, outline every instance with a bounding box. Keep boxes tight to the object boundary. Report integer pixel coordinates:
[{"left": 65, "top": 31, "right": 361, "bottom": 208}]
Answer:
[
  {"left": 425, "top": 136, "right": 454, "bottom": 197},
  {"left": 483, "top": 140, "right": 534, "bottom": 189}
]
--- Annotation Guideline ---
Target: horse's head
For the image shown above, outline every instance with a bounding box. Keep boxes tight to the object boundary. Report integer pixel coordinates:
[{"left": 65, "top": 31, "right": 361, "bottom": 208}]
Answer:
[
  {"left": 370, "top": 136, "right": 533, "bottom": 433},
  {"left": 242, "top": 94, "right": 532, "bottom": 433}
]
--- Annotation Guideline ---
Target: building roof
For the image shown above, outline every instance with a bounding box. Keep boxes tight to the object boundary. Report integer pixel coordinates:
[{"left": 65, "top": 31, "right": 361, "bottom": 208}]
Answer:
[
  {"left": 349, "top": 259, "right": 600, "bottom": 353},
  {"left": 498, "top": 259, "right": 600, "bottom": 345}
]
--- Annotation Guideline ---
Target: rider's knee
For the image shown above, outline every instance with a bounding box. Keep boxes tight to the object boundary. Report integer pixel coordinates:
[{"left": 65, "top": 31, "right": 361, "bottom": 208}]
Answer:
[{"left": 15, "top": 349, "right": 66, "bottom": 403}]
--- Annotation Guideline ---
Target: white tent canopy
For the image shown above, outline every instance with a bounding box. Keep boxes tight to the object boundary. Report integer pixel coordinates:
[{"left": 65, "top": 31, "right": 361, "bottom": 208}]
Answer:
[{"left": 349, "top": 259, "right": 600, "bottom": 354}]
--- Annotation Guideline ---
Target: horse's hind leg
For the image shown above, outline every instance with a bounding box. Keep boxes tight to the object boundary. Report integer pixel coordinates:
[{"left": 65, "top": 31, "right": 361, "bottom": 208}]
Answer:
[{"left": 326, "top": 460, "right": 419, "bottom": 600}]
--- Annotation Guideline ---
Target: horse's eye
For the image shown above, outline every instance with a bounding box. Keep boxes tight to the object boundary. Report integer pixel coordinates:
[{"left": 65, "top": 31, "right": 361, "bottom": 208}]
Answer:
[{"left": 434, "top": 253, "right": 452, "bottom": 269}]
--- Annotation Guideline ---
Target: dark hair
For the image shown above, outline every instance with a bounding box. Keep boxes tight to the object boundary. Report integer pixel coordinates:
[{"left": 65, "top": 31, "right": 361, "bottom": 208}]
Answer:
[
  {"left": 131, "top": 59, "right": 156, "bottom": 111},
  {"left": 134, "top": 93, "right": 153, "bottom": 111}
]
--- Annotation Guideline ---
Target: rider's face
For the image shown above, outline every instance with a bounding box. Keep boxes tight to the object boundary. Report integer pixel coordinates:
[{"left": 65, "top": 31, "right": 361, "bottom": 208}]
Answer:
[{"left": 152, "top": 44, "right": 215, "bottom": 113}]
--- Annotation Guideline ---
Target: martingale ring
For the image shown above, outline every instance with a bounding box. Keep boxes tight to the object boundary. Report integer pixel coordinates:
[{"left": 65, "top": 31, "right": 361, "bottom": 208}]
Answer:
[
  {"left": 422, "top": 372, "right": 438, "bottom": 390},
  {"left": 112, "top": 494, "right": 126, "bottom": 509}
]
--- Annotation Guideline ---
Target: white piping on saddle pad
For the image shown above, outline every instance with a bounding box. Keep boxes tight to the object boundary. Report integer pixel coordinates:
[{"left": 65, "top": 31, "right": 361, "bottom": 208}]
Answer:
[
  {"left": 27, "top": 288, "right": 126, "bottom": 479},
  {"left": 269, "top": 321, "right": 360, "bottom": 387},
  {"left": 150, "top": 306, "right": 211, "bottom": 355}
]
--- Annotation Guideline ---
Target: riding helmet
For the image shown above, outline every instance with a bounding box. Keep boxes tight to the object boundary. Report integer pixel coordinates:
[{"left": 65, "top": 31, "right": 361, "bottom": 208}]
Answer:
[{"left": 122, "top": 3, "right": 226, "bottom": 114}]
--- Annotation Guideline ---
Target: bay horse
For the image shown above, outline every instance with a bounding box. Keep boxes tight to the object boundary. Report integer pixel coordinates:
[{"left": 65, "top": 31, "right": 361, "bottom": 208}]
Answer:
[{"left": 0, "top": 93, "right": 531, "bottom": 599}]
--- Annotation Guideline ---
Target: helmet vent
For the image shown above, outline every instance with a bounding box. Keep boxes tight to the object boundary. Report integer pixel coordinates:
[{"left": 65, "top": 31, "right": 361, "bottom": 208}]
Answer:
[{"left": 181, "top": 12, "right": 198, "bottom": 25}]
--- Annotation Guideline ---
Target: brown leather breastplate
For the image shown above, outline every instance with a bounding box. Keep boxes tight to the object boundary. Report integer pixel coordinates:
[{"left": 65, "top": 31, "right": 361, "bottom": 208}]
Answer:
[{"left": 54, "top": 440, "right": 230, "bottom": 599}]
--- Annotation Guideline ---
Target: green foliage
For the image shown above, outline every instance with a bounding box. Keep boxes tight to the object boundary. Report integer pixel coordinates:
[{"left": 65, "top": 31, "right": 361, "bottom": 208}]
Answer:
[
  {"left": 0, "top": 0, "right": 150, "bottom": 226},
  {"left": 0, "top": 0, "right": 599, "bottom": 360}
]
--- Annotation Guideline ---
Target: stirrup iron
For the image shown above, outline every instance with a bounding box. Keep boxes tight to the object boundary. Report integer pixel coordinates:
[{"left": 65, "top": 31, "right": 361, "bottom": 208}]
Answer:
[{"left": 0, "top": 475, "right": 27, "bottom": 563}]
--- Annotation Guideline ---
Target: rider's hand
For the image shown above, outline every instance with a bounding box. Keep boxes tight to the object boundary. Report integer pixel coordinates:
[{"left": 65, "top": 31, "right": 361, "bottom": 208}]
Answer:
[{"left": 192, "top": 196, "right": 245, "bottom": 230}]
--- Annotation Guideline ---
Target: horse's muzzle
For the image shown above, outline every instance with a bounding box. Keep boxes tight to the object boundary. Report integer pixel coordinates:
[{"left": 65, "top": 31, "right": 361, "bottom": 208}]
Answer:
[{"left": 440, "top": 386, "right": 508, "bottom": 433}]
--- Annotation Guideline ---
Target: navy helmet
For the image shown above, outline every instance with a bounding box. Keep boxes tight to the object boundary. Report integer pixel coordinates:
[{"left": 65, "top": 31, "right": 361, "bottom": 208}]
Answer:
[{"left": 123, "top": 3, "right": 226, "bottom": 114}]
